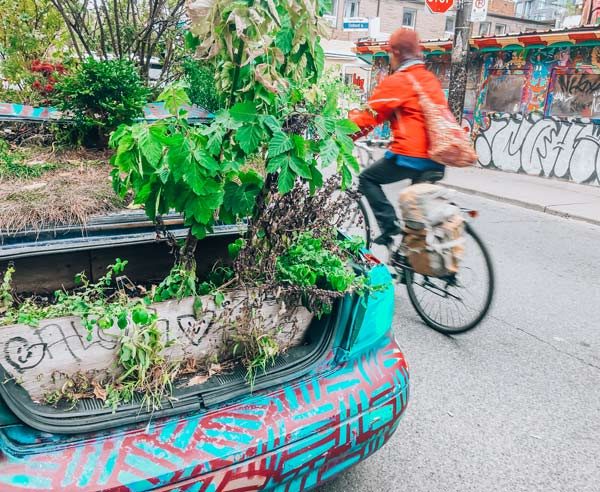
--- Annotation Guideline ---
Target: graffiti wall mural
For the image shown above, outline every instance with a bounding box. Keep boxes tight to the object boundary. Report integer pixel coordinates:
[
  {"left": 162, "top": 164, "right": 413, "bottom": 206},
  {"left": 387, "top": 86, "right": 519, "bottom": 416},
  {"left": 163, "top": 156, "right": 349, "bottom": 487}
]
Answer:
[
  {"left": 476, "top": 112, "right": 600, "bottom": 185},
  {"left": 548, "top": 70, "right": 600, "bottom": 118},
  {"left": 425, "top": 45, "right": 600, "bottom": 185},
  {"left": 357, "top": 31, "right": 600, "bottom": 185}
]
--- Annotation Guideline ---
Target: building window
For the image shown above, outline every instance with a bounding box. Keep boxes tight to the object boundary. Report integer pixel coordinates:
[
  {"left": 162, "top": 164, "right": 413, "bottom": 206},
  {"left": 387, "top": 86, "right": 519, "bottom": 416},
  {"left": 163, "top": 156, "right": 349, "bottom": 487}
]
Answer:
[
  {"left": 403, "top": 8, "right": 416, "bottom": 28},
  {"left": 495, "top": 23, "right": 507, "bottom": 35},
  {"left": 479, "top": 22, "right": 491, "bottom": 36},
  {"left": 445, "top": 16, "right": 455, "bottom": 33},
  {"left": 549, "top": 70, "right": 600, "bottom": 118},
  {"left": 344, "top": 0, "right": 359, "bottom": 17},
  {"left": 482, "top": 69, "right": 529, "bottom": 113},
  {"left": 322, "top": 0, "right": 339, "bottom": 15},
  {"left": 322, "top": 0, "right": 338, "bottom": 26}
]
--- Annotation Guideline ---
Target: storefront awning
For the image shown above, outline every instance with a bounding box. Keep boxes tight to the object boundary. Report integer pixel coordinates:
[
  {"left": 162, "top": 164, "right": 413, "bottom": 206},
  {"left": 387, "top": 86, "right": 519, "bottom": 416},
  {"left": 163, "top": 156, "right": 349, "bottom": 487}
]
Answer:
[{"left": 354, "top": 25, "right": 600, "bottom": 60}]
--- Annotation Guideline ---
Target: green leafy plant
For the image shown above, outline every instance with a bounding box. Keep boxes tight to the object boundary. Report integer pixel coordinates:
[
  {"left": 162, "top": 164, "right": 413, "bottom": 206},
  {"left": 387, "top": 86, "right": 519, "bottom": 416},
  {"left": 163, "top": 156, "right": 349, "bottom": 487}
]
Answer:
[
  {"left": 52, "top": 58, "right": 150, "bottom": 147},
  {"left": 111, "top": 0, "right": 359, "bottom": 274},
  {"left": 0, "top": 266, "right": 14, "bottom": 315},
  {"left": 0, "top": 258, "right": 180, "bottom": 410},
  {"left": 0, "top": 140, "right": 57, "bottom": 179},
  {"left": 0, "top": 0, "right": 70, "bottom": 103},
  {"left": 0, "top": 259, "right": 136, "bottom": 339},
  {"left": 232, "top": 327, "right": 280, "bottom": 387},
  {"left": 276, "top": 232, "right": 359, "bottom": 292},
  {"left": 181, "top": 57, "right": 224, "bottom": 113},
  {"left": 153, "top": 263, "right": 198, "bottom": 302},
  {"left": 105, "top": 315, "right": 179, "bottom": 412}
]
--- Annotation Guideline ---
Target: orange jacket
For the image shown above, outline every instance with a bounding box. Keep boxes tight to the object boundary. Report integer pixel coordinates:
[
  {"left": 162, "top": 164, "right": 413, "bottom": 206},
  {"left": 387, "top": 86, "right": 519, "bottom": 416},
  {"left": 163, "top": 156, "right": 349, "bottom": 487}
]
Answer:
[{"left": 350, "top": 63, "right": 447, "bottom": 158}]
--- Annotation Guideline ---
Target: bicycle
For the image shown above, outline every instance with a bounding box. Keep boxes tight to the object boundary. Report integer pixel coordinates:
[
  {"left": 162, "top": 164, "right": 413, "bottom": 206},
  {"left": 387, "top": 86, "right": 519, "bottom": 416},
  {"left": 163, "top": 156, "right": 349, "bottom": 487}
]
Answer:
[{"left": 341, "top": 140, "right": 495, "bottom": 335}]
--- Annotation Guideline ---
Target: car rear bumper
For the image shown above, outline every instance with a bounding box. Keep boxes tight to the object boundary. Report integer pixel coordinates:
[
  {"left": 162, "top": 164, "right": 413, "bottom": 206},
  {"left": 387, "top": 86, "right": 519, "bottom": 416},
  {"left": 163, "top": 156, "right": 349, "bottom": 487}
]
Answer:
[{"left": 0, "top": 336, "right": 409, "bottom": 492}]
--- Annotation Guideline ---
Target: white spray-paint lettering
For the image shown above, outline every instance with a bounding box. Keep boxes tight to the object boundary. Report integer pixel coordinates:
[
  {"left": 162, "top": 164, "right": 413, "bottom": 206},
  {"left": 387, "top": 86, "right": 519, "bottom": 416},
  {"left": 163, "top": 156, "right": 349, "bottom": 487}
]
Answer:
[{"left": 475, "top": 112, "right": 600, "bottom": 185}]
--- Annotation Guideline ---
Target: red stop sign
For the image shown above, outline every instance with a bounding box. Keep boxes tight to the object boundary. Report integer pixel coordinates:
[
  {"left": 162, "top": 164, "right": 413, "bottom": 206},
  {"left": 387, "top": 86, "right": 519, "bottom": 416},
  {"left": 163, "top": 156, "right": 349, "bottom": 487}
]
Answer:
[{"left": 426, "top": 0, "right": 454, "bottom": 14}]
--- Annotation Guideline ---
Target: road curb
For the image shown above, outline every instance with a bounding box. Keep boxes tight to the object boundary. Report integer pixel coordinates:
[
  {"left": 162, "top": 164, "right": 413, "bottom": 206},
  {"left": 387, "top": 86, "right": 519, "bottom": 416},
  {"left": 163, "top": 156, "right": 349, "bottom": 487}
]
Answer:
[{"left": 444, "top": 183, "right": 600, "bottom": 227}]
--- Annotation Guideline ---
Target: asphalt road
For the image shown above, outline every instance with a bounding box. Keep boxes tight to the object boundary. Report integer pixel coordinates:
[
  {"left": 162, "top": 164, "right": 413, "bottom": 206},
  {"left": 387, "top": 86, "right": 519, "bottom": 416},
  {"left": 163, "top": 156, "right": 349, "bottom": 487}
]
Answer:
[{"left": 318, "top": 191, "right": 600, "bottom": 492}]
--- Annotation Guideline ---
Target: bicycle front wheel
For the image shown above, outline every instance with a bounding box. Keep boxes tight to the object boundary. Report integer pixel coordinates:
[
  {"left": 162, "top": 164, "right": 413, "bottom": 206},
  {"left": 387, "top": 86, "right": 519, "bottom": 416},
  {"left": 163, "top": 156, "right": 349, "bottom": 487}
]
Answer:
[
  {"left": 329, "top": 190, "right": 372, "bottom": 247},
  {"left": 404, "top": 223, "right": 494, "bottom": 335},
  {"left": 342, "top": 195, "right": 372, "bottom": 247}
]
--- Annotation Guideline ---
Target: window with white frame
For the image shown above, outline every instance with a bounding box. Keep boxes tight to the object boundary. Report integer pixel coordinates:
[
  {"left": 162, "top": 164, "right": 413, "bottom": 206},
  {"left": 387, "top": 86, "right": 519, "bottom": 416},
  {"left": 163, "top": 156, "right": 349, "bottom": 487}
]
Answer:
[
  {"left": 322, "top": 0, "right": 337, "bottom": 15},
  {"left": 403, "top": 8, "right": 416, "bottom": 28},
  {"left": 344, "top": 0, "right": 359, "bottom": 17},
  {"left": 322, "top": 0, "right": 338, "bottom": 26},
  {"left": 495, "top": 23, "right": 507, "bottom": 35},
  {"left": 445, "top": 16, "right": 455, "bottom": 34},
  {"left": 479, "top": 22, "right": 491, "bottom": 35}
]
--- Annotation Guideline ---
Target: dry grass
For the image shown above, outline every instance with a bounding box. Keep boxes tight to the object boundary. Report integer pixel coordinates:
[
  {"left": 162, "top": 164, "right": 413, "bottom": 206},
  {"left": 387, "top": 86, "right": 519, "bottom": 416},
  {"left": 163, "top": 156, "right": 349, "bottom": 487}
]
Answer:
[{"left": 0, "top": 148, "right": 125, "bottom": 235}]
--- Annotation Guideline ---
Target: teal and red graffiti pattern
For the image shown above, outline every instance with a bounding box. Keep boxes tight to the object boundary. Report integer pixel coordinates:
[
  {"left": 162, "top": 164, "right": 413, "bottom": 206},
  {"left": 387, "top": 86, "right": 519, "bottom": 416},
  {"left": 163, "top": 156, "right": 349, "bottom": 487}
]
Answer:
[{"left": 0, "top": 338, "right": 409, "bottom": 492}]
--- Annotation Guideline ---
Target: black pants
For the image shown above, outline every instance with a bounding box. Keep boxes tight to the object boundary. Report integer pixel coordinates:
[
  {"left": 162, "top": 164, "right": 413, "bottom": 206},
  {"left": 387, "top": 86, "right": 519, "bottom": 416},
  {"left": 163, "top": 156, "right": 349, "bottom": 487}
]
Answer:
[{"left": 358, "top": 156, "right": 422, "bottom": 234}]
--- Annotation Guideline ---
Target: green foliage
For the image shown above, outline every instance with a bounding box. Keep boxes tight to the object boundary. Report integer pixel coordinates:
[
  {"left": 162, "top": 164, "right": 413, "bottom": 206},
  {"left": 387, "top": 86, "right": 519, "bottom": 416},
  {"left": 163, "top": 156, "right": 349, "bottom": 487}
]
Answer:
[
  {"left": 228, "top": 238, "right": 247, "bottom": 259},
  {"left": 0, "top": 266, "right": 14, "bottom": 314},
  {"left": 110, "top": 85, "right": 252, "bottom": 239},
  {"left": 338, "top": 235, "right": 367, "bottom": 256},
  {"left": 0, "top": 259, "right": 136, "bottom": 339},
  {"left": 0, "top": 140, "right": 57, "bottom": 179},
  {"left": 52, "top": 59, "right": 150, "bottom": 146},
  {"left": 110, "top": 0, "right": 364, "bottom": 286},
  {"left": 276, "top": 232, "right": 359, "bottom": 292},
  {"left": 110, "top": 0, "right": 358, "bottom": 244},
  {"left": 190, "top": 1, "right": 329, "bottom": 97},
  {"left": 0, "top": 0, "right": 69, "bottom": 101},
  {"left": 153, "top": 264, "right": 198, "bottom": 302},
  {"left": 302, "top": 68, "right": 362, "bottom": 119},
  {"left": 106, "top": 317, "right": 178, "bottom": 412},
  {"left": 232, "top": 328, "right": 280, "bottom": 387},
  {"left": 182, "top": 58, "right": 224, "bottom": 113}
]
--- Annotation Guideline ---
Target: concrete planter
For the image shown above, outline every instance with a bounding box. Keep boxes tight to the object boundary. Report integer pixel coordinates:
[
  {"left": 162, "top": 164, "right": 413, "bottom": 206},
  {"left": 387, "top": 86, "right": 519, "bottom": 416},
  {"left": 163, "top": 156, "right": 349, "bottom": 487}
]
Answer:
[{"left": 0, "top": 290, "right": 313, "bottom": 402}]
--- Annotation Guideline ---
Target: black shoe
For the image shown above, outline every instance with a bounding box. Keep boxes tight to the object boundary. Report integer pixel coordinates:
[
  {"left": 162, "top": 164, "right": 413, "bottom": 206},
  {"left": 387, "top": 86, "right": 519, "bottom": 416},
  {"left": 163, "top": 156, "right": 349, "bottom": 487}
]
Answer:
[
  {"left": 390, "top": 251, "right": 408, "bottom": 284},
  {"left": 374, "top": 225, "right": 402, "bottom": 245}
]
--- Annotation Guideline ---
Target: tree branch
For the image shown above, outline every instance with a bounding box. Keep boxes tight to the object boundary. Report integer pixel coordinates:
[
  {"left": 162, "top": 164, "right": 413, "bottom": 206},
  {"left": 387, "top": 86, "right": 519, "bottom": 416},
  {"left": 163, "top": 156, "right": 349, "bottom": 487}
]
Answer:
[
  {"left": 112, "top": 0, "right": 122, "bottom": 57},
  {"left": 93, "top": 0, "right": 108, "bottom": 59}
]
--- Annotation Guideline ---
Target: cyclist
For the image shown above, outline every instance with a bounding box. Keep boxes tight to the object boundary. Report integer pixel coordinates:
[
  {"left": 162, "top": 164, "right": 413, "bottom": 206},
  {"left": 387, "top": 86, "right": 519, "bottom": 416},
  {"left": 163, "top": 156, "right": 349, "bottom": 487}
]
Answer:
[{"left": 349, "top": 27, "right": 448, "bottom": 245}]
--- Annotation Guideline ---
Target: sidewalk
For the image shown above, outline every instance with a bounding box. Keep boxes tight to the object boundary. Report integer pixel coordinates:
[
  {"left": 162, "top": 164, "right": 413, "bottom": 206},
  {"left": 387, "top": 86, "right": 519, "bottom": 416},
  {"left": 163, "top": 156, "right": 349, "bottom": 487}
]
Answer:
[{"left": 443, "top": 167, "right": 600, "bottom": 226}]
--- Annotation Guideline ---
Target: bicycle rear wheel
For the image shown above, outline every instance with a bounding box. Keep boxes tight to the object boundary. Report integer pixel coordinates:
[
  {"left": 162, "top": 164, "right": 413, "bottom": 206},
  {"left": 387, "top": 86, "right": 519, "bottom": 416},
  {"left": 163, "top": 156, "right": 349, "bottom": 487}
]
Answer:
[{"left": 403, "top": 223, "right": 494, "bottom": 335}]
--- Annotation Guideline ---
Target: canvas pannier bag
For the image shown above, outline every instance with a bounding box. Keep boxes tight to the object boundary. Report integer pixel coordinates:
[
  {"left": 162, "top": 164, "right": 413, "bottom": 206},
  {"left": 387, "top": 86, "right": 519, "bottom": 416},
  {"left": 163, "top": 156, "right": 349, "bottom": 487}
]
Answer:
[
  {"left": 399, "top": 183, "right": 466, "bottom": 277},
  {"left": 405, "top": 72, "right": 477, "bottom": 168}
]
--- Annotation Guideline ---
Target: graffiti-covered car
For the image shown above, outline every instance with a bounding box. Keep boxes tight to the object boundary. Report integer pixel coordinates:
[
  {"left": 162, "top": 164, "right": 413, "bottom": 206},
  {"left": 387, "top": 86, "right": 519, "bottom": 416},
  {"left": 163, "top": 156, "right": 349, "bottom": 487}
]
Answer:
[{"left": 0, "top": 214, "right": 409, "bottom": 492}]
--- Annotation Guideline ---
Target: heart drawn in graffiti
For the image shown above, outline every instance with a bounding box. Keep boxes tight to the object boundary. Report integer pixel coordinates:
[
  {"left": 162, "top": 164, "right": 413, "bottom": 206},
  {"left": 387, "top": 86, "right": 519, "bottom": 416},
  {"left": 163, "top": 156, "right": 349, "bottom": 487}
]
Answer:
[{"left": 4, "top": 337, "right": 47, "bottom": 373}]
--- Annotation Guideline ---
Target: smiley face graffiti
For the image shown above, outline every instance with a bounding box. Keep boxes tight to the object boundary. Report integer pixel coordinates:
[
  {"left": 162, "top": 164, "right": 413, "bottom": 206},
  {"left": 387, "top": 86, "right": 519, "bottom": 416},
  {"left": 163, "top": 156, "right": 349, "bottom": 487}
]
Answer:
[{"left": 4, "top": 336, "right": 47, "bottom": 372}]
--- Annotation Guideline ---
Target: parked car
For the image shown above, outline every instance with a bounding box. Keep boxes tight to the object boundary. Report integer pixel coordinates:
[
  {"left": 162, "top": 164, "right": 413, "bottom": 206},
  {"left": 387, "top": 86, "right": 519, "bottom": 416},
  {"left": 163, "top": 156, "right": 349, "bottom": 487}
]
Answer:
[{"left": 0, "top": 212, "right": 409, "bottom": 491}]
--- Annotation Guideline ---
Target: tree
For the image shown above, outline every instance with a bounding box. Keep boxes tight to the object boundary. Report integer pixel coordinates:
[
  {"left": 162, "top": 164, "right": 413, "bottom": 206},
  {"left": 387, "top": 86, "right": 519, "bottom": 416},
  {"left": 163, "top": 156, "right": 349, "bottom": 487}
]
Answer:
[
  {"left": 49, "top": 0, "right": 186, "bottom": 83},
  {"left": 110, "top": 0, "right": 359, "bottom": 273}
]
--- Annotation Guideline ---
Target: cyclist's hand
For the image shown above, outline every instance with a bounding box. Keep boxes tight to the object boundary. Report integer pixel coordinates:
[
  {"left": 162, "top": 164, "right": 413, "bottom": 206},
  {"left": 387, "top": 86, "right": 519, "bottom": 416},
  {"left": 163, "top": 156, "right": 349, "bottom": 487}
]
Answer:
[{"left": 348, "top": 109, "right": 374, "bottom": 141}]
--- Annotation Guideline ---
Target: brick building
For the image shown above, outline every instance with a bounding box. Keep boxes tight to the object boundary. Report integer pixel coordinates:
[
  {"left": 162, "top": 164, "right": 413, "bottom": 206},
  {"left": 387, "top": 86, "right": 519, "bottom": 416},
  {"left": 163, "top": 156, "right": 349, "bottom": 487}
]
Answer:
[{"left": 322, "top": 0, "right": 553, "bottom": 42}]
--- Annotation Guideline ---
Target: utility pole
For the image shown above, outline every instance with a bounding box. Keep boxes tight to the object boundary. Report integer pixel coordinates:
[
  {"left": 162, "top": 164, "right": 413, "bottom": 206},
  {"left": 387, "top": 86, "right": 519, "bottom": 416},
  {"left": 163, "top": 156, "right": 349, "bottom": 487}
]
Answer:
[{"left": 447, "top": 0, "right": 474, "bottom": 123}]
